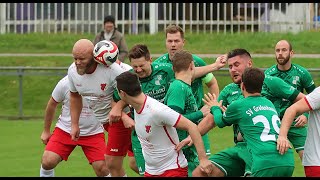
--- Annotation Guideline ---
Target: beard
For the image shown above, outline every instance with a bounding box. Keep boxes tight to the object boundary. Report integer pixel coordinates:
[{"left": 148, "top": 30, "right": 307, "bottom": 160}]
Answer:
[
  {"left": 76, "top": 58, "right": 95, "bottom": 75},
  {"left": 276, "top": 55, "right": 290, "bottom": 65}
]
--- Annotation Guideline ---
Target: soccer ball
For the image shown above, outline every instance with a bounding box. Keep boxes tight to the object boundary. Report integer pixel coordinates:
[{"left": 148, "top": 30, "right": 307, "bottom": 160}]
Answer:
[{"left": 93, "top": 40, "right": 119, "bottom": 66}]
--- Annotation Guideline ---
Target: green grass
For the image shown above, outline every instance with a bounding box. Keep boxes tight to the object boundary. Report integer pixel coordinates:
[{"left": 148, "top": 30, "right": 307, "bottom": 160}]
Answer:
[
  {"left": 1, "top": 31, "right": 320, "bottom": 54},
  {"left": 0, "top": 119, "right": 304, "bottom": 177}
]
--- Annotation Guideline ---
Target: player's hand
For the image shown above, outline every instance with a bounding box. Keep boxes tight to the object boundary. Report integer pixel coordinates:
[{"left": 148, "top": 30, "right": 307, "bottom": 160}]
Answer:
[
  {"left": 276, "top": 135, "right": 292, "bottom": 155},
  {"left": 70, "top": 125, "right": 80, "bottom": 141},
  {"left": 175, "top": 135, "right": 193, "bottom": 152},
  {"left": 108, "top": 106, "right": 123, "bottom": 125},
  {"left": 199, "top": 159, "right": 214, "bottom": 175},
  {"left": 202, "top": 92, "right": 222, "bottom": 108},
  {"left": 40, "top": 130, "right": 51, "bottom": 145},
  {"left": 214, "top": 54, "right": 227, "bottom": 70},
  {"left": 294, "top": 114, "right": 308, "bottom": 127},
  {"left": 121, "top": 112, "right": 135, "bottom": 129},
  {"left": 200, "top": 105, "right": 210, "bottom": 117}
]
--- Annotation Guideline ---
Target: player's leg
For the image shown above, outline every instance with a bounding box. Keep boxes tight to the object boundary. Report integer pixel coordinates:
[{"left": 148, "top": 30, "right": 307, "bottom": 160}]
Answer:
[
  {"left": 104, "top": 120, "right": 131, "bottom": 177},
  {"left": 304, "top": 166, "right": 320, "bottom": 177},
  {"left": 40, "top": 127, "right": 76, "bottom": 177},
  {"left": 202, "top": 133, "right": 211, "bottom": 157},
  {"left": 251, "top": 166, "right": 294, "bottom": 177},
  {"left": 288, "top": 126, "right": 307, "bottom": 160},
  {"left": 131, "top": 129, "right": 145, "bottom": 176},
  {"left": 79, "top": 132, "right": 109, "bottom": 177},
  {"left": 126, "top": 133, "right": 139, "bottom": 174},
  {"left": 194, "top": 144, "right": 248, "bottom": 177}
]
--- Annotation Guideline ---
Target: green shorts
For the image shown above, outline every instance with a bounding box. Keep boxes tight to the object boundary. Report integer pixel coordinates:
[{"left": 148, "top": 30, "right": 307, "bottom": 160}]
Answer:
[
  {"left": 182, "top": 146, "right": 199, "bottom": 177},
  {"left": 131, "top": 130, "right": 145, "bottom": 176},
  {"left": 288, "top": 125, "right": 307, "bottom": 153},
  {"left": 252, "top": 166, "right": 294, "bottom": 177},
  {"left": 209, "top": 142, "right": 252, "bottom": 177},
  {"left": 202, "top": 133, "right": 211, "bottom": 155}
]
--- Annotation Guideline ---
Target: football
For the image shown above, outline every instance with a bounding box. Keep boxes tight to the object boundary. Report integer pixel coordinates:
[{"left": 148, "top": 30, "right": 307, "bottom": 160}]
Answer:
[{"left": 93, "top": 40, "right": 119, "bottom": 66}]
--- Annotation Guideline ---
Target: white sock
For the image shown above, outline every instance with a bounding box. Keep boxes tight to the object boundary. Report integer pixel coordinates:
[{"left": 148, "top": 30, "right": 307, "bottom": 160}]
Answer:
[
  {"left": 40, "top": 165, "right": 55, "bottom": 177},
  {"left": 105, "top": 173, "right": 111, "bottom": 177},
  {"left": 123, "top": 174, "right": 127, "bottom": 177}
]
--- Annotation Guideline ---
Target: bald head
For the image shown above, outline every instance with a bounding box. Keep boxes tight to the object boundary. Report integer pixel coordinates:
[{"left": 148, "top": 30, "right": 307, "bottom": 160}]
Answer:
[
  {"left": 72, "top": 39, "right": 94, "bottom": 55},
  {"left": 275, "top": 40, "right": 292, "bottom": 51}
]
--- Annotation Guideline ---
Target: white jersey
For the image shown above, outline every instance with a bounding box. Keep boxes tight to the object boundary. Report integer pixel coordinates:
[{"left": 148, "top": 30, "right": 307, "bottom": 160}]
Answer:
[
  {"left": 134, "top": 95, "right": 188, "bottom": 175},
  {"left": 302, "top": 86, "right": 320, "bottom": 166},
  {"left": 68, "top": 62, "right": 125, "bottom": 124},
  {"left": 117, "top": 61, "right": 132, "bottom": 71},
  {"left": 53, "top": 75, "right": 104, "bottom": 136}
]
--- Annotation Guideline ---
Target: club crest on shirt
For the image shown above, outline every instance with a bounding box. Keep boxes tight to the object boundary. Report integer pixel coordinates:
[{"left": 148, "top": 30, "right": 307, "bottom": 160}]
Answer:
[
  {"left": 145, "top": 125, "right": 151, "bottom": 133},
  {"left": 101, "top": 83, "right": 107, "bottom": 91}
]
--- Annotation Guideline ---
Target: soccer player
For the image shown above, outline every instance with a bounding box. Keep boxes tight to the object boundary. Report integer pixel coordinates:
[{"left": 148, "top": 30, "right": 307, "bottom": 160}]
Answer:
[
  {"left": 40, "top": 75, "right": 109, "bottom": 177},
  {"left": 154, "top": 24, "right": 220, "bottom": 160},
  {"left": 115, "top": 71, "right": 214, "bottom": 177},
  {"left": 164, "top": 49, "right": 210, "bottom": 176},
  {"left": 265, "top": 39, "right": 315, "bottom": 160},
  {"left": 177, "top": 48, "right": 305, "bottom": 177},
  {"left": 68, "top": 39, "right": 131, "bottom": 177},
  {"left": 200, "top": 67, "right": 294, "bottom": 177},
  {"left": 277, "top": 86, "right": 320, "bottom": 177}
]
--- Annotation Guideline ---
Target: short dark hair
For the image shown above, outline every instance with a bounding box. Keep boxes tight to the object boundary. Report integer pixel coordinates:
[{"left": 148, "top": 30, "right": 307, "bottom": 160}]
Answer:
[
  {"left": 227, "top": 48, "right": 252, "bottom": 59},
  {"left": 116, "top": 71, "right": 142, "bottom": 97},
  {"left": 128, "top": 44, "right": 151, "bottom": 61},
  {"left": 172, "top": 49, "right": 193, "bottom": 73},
  {"left": 104, "top": 15, "right": 115, "bottom": 25},
  {"left": 165, "top": 24, "right": 184, "bottom": 39},
  {"left": 241, "top": 67, "right": 265, "bottom": 94}
]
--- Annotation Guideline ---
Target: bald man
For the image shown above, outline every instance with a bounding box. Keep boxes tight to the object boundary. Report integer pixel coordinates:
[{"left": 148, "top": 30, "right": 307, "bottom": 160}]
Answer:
[
  {"left": 68, "top": 39, "right": 131, "bottom": 177},
  {"left": 265, "top": 39, "right": 316, "bottom": 160}
]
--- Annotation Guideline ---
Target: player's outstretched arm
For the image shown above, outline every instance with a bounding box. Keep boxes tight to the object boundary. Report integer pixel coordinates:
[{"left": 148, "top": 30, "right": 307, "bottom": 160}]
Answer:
[
  {"left": 175, "top": 117, "right": 214, "bottom": 175},
  {"left": 70, "top": 91, "right": 82, "bottom": 141},
  {"left": 277, "top": 98, "right": 310, "bottom": 155}
]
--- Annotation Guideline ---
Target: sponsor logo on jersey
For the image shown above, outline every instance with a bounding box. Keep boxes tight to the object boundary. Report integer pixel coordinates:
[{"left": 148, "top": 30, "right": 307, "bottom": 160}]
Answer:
[{"left": 232, "top": 91, "right": 239, "bottom": 95}]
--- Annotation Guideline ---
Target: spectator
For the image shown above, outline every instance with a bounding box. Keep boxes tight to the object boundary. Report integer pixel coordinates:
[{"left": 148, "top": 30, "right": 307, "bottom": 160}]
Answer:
[{"left": 93, "top": 15, "right": 128, "bottom": 62}]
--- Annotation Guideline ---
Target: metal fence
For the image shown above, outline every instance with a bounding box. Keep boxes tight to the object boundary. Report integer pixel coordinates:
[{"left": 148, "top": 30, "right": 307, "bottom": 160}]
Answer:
[
  {"left": 1, "top": 3, "right": 320, "bottom": 35},
  {"left": 1, "top": 66, "right": 320, "bottom": 119}
]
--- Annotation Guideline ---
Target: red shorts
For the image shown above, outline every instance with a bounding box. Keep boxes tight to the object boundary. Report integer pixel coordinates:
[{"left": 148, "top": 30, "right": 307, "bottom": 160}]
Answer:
[
  {"left": 103, "top": 118, "right": 132, "bottom": 156},
  {"left": 45, "top": 127, "right": 106, "bottom": 164},
  {"left": 144, "top": 166, "right": 188, "bottom": 177},
  {"left": 304, "top": 166, "right": 320, "bottom": 177}
]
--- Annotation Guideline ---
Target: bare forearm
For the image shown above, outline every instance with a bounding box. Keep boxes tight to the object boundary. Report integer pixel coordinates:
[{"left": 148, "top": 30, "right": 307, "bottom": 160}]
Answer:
[
  {"left": 194, "top": 64, "right": 218, "bottom": 79},
  {"left": 43, "top": 103, "right": 56, "bottom": 132},
  {"left": 279, "top": 108, "right": 298, "bottom": 137},
  {"left": 198, "top": 114, "right": 215, "bottom": 135},
  {"left": 187, "top": 123, "right": 207, "bottom": 160}
]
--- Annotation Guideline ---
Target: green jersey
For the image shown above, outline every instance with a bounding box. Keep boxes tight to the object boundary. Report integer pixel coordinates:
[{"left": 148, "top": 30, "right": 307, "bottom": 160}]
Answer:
[
  {"left": 155, "top": 53, "right": 210, "bottom": 108},
  {"left": 164, "top": 79, "right": 203, "bottom": 140},
  {"left": 265, "top": 63, "right": 315, "bottom": 94},
  {"left": 261, "top": 75, "right": 300, "bottom": 119},
  {"left": 136, "top": 63, "right": 175, "bottom": 103},
  {"left": 211, "top": 95, "right": 294, "bottom": 173}
]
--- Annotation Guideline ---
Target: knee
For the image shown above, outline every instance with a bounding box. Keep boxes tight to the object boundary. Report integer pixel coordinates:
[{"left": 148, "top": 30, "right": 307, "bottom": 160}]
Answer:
[
  {"left": 41, "top": 154, "right": 60, "bottom": 170},
  {"left": 92, "top": 161, "right": 109, "bottom": 177},
  {"left": 105, "top": 156, "right": 123, "bottom": 170}
]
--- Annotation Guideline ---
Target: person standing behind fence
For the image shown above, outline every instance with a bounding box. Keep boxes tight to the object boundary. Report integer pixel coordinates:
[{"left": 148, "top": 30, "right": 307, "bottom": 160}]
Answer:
[
  {"left": 265, "top": 39, "right": 316, "bottom": 161},
  {"left": 93, "top": 15, "right": 129, "bottom": 62},
  {"left": 40, "top": 75, "right": 109, "bottom": 177}
]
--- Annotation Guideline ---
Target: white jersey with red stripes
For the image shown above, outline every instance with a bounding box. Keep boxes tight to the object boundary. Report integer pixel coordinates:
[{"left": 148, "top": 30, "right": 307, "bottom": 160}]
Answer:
[
  {"left": 53, "top": 75, "right": 104, "bottom": 136},
  {"left": 68, "top": 62, "right": 125, "bottom": 124},
  {"left": 134, "top": 95, "right": 188, "bottom": 175},
  {"left": 303, "top": 86, "right": 320, "bottom": 166}
]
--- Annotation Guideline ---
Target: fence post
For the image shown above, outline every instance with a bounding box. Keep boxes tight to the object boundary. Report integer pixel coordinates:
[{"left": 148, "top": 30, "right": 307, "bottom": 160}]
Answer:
[
  {"left": 17, "top": 68, "right": 24, "bottom": 119},
  {"left": 149, "top": 3, "right": 158, "bottom": 34},
  {"left": 0, "top": 3, "right": 6, "bottom": 34}
]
